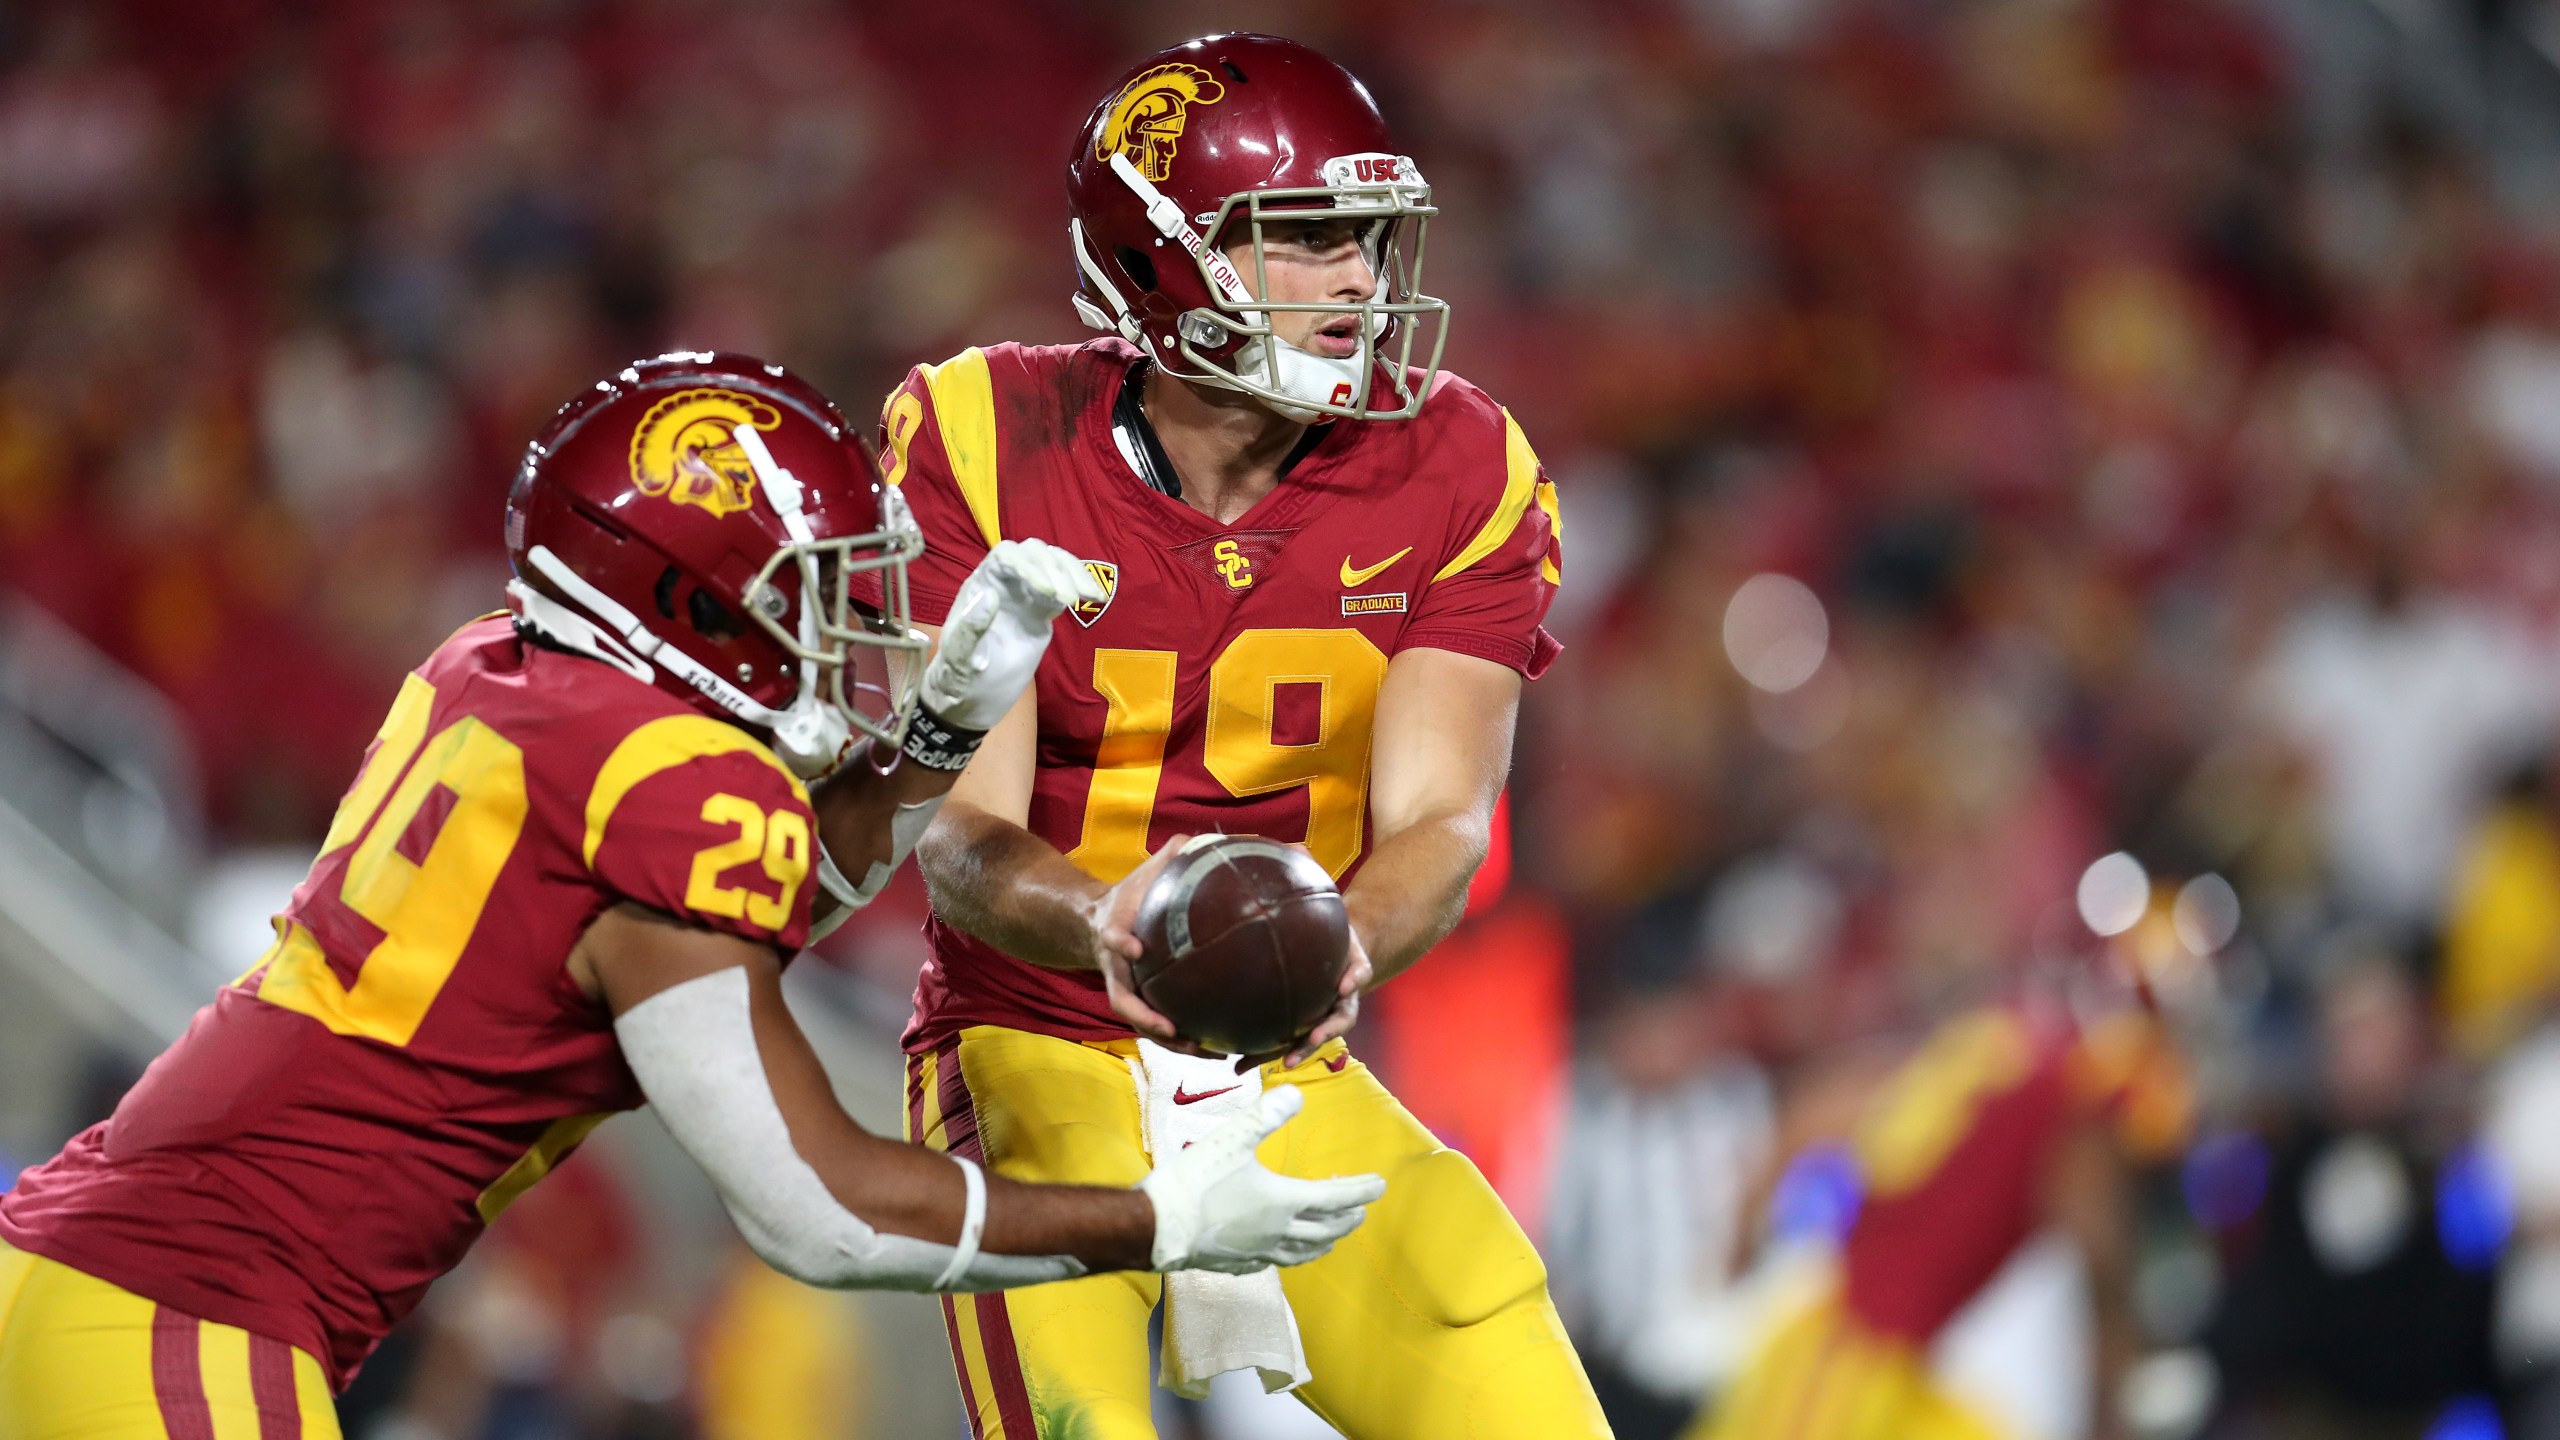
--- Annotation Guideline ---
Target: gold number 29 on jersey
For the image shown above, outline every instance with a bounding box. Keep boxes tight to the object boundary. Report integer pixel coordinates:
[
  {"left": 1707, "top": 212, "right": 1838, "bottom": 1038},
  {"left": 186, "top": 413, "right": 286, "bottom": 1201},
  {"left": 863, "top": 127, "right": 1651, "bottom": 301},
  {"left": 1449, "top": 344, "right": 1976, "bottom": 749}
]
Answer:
[
  {"left": 1065, "top": 628, "right": 1389, "bottom": 882},
  {"left": 684, "top": 793, "right": 810, "bottom": 930}
]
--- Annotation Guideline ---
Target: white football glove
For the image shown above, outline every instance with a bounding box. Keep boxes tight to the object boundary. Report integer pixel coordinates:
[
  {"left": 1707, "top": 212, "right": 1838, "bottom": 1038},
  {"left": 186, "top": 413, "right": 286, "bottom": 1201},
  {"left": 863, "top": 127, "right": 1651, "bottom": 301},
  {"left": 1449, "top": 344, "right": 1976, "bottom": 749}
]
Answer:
[
  {"left": 921, "top": 538, "right": 1108, "bottom": 731},
  {"left": 1136, "top": 1087, "right": 1386, "bottom": 1273}
]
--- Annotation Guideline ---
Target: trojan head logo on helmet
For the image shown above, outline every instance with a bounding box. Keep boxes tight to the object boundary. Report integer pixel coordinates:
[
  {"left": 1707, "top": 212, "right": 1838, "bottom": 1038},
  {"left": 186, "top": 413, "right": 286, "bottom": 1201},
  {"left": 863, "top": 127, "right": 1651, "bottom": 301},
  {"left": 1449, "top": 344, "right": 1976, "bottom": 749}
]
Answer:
[
  {"left": 504, "top": 353, "right": 929, "bottom": 777},
  {"left": 1096, "top": 63, "right": 1226, "bottom": 181},
  {"left": 1066, "top": 34, "right": 1450, "bottom": 423},
  {"left": 629, "top": 388, "right": 781, "bottom": 518}
]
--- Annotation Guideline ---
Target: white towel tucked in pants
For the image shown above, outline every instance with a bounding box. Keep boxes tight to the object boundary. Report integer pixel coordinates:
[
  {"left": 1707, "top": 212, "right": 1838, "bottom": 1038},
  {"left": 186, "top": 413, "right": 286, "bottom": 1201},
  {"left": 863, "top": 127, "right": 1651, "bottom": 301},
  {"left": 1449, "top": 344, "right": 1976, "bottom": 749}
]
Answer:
[{"left": 1130, "top": 1038, "right": 1313, "bottom": 1398}]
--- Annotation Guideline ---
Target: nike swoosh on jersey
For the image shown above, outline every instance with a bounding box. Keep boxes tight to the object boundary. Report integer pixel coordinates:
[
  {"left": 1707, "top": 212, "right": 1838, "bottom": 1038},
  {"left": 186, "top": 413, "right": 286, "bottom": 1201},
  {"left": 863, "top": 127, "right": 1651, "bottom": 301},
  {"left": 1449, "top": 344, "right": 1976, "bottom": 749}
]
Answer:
[
  {"left": 1172, "top": 1083, "right": 1243, "bottom": 1105},
  {"left": 1340, "top": 546, "right": 1414, "bottom": 587}
]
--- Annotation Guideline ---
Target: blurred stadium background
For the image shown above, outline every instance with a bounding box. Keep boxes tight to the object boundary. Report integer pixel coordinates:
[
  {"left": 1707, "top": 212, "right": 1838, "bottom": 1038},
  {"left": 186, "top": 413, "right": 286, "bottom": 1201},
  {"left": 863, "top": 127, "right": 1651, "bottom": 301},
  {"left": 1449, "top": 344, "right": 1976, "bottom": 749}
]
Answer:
[{"left": 12, "top": 0, "right": 2560, "bottom": 1436}]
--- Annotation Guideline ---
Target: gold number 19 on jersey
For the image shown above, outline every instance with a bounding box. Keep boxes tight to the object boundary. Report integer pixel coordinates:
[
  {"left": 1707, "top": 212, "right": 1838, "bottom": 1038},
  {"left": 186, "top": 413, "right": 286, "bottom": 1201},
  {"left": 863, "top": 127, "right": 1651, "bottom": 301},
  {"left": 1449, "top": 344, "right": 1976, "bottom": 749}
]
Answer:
[
  {"left": 1065, "top": 628, "right": 1388, "bottom": 882},
  {"left": 252, "top": 675, "right": 532, "bottom": 1047}
]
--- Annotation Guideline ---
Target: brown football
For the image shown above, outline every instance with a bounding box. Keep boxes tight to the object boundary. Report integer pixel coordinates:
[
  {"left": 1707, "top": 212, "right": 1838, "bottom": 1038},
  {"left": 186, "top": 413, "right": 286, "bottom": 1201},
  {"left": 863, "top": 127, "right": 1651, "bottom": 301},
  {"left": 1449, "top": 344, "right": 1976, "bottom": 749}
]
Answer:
[{"left": 1131, "top": 834, "right": 1350, "bottom": 1057}]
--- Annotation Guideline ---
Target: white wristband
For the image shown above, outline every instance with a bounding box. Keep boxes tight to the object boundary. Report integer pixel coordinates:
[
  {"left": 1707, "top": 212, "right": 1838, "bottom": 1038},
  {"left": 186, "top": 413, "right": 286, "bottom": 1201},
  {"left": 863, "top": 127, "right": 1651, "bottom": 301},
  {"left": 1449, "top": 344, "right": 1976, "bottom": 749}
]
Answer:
[{"left": 935, "top": 1153, "right": 988, "bottom": 1291}]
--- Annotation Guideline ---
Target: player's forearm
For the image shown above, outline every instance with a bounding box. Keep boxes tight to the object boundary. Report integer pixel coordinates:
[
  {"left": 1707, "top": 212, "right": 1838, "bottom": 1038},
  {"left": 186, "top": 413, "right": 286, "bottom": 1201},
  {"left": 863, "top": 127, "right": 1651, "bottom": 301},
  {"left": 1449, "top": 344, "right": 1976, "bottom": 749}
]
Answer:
[
  {"left": 1342, "top": 805, "right": 1488, "bottom": 985},
  {"left": 795, "top": 1116, "right": 1152, "bottom": 1270},
  {"left": 916, "top": 800, "right": 1109, "bottom": 972},
  {"left": 2050, "top": 1121, "right": 2138, "bottom": 1440},
  {"left": 2083, "top": 1223, "right": 2139, "bottom": 1440},
  {"left": 981, "top": 1176, "right": 1156, "bottom": 1271},
  {"left": 810, "top": 754, "right": 956, "bottom": 881}
]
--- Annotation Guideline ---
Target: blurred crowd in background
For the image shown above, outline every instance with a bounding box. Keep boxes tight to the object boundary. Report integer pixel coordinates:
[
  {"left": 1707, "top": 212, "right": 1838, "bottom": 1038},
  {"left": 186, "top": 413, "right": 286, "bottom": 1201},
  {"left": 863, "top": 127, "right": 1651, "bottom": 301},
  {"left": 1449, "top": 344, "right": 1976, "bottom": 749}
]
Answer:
[{"left": 14, "top": 0, "right": 2560, "bottom": 1436}]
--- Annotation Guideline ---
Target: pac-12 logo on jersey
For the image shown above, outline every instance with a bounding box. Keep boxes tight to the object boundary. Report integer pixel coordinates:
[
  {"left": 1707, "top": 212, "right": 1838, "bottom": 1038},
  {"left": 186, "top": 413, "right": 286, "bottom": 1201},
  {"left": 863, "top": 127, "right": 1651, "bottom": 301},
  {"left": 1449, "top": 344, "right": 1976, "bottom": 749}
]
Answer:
[
  {"left": 1071, "top": 560, "right": 1120, "bottom": 626},
  {"left": 629, "top": 388, "right": 780, "bottom": 518},
  {"left": 1096, "top": 64, "right": 1226, "bottom": 182}
]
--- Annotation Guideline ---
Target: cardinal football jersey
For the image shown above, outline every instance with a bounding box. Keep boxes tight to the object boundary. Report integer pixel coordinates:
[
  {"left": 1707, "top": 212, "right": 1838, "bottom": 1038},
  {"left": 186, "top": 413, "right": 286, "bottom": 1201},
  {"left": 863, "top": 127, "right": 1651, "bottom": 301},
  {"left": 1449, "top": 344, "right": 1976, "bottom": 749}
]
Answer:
[
  {"left": 1838, "top": 1005, "right": 2148, "bottom": 1343},
  {"left": 883, "top": 340, "right": 1561, "bottom": 1052},
  {"left": 0, "top": 617, "right": 817, "bottom": 1388}
]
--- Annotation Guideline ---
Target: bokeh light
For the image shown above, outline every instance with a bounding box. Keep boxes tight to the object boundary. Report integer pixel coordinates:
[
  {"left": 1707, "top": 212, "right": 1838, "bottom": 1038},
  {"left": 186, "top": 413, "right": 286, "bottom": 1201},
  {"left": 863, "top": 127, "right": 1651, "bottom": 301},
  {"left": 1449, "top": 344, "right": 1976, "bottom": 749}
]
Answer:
[
  {"left": 2183, "top": 1131, "right": 2272, "bottom": 1231},
  {"left": 2172, "top": 873, "right": 2242, "bottom": 955},
  {"left": 1766, "top": 1143, "right": 1863, "bottom": 1247},
  {"left": 2120, "top": 1349, "right": 2218, "bottom": 1440},
  {"left": 1722, "top": 574, "right": 1828, "bottom": 694},
  {"left": 1748, "top": 657, "right": 1853, "bottom": 753},
  {"left": 2424, "top": 1396, "right": 2505, "bottom": 1440},
  {"left": 2436, "top": 1145, "right": 2514, "bottom": 1275},
  {"left": 2076, "top": 852, "right": 2151, "bottom": 937}
]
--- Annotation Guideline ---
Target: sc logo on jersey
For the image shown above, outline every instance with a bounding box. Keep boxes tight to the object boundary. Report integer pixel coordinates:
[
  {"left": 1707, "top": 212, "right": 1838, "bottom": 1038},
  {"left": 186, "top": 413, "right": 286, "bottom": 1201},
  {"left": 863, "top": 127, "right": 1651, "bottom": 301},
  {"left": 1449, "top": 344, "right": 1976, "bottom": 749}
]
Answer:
[
  {"left": 1096, "top": 63, "right": 1226, "bottom": 182},
  {"left": 1212, "top": 539, "right": 1254, "bottom": 590},
  {"left": 628, "top": 388, "right": 781, "bottom": 519}
]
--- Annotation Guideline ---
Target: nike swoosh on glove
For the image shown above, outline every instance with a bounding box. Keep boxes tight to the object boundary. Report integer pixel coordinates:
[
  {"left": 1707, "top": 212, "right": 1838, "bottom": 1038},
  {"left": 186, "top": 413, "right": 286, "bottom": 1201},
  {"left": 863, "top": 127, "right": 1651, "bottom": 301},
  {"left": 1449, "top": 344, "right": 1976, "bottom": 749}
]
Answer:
[
  {"left": 920, "top": 538, "right": 1109, "bottom": 731},
  {"left": 1137, "top": 1087, "right": 1388, "bottom": 1274}
]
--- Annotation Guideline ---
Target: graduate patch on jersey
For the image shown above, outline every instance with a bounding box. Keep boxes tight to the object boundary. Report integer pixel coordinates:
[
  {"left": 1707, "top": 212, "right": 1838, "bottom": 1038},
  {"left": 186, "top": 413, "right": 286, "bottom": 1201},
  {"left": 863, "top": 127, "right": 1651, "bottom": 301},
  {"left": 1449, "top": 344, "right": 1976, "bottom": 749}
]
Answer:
[{"left": 1341, "top": 592, "right": 1408, "bottom": 616}]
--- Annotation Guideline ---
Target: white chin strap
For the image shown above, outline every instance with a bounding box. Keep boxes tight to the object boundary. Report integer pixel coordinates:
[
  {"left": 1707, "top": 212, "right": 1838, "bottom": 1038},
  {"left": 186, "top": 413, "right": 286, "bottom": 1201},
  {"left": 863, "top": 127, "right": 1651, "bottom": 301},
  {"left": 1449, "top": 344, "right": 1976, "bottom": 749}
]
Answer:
[
  {"left": 508, "top": 545, "right": 848, "bottom": 778},
  {"left": 1226, "top": 335, "right": 1369, "bottom": 423},
  {"left": 1071, "top": 218, "right": 1148, "bottom": 348},
  {"left": 730, "top": 426, "right": 855, "bottom": 776}
]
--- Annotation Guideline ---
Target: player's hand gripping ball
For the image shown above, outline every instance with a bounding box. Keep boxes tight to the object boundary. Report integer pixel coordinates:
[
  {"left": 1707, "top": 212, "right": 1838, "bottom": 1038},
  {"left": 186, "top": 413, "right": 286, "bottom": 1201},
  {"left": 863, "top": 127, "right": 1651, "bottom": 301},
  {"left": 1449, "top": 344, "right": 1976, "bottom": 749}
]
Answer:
[{"left": 1131, "top": 835, "right": 1350, "bottom": 1057}]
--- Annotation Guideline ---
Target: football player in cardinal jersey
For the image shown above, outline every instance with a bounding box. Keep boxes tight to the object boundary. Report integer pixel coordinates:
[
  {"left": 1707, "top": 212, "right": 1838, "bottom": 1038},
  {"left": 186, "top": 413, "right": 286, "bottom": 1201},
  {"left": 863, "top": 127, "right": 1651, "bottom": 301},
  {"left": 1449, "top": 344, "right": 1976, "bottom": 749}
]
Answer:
[
  {"left": 1696, "top": 974, "right": 2195, "bottom": 1440},
  {"left": 0, "top": 354, "right": 1381, "bottom": 1439},
  {"left": 884, "top": 35, "right": 1606, "bottom": 1439}
]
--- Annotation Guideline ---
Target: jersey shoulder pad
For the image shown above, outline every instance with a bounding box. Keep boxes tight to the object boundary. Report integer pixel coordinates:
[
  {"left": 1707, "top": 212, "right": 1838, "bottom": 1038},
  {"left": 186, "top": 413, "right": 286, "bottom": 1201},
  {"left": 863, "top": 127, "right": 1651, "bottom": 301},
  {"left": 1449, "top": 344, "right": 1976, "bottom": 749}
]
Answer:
[
  {"left": 1416, "top": 378, "right": 1549, "bottom": 586},
  {"left": 1414, "top": 365, "right": 1506, "bottom": 437},
  {"left": 979, "top": 337, "right": 1131, "bottom": 381},
  {"left": 882, "top": 346, "right": 1005, "bottom": 549},
  {"left": 414, "top": 613, "right": 529, "bottom": 687},
  {"left": 581, "top": 714, "right": 816, "bottom": 946},
  {"left": 880, "top": 340, "right": 1134, "bottom": 557},
  {"left": 976, "top": 340, "right": 1129, "bottom": 459}
]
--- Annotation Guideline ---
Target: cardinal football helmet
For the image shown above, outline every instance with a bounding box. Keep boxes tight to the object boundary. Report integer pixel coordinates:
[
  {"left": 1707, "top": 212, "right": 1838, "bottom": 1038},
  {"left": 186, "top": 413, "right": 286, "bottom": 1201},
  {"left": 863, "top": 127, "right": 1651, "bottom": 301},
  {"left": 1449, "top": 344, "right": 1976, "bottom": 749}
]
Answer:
[
  {"left": 503, "top": 353, "right": 928, "bottom": 776},
  {"left": 1067, "top": 34, "right": 1448, "bottom": 422}
]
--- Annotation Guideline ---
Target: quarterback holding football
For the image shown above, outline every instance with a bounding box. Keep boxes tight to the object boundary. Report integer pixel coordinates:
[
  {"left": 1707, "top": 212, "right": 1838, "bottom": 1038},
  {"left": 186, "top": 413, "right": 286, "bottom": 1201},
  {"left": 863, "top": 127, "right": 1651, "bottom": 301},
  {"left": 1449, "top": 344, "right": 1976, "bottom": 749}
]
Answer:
[
  {"left": 888, "top": 34, "right": 1607, "bottom": 1439},
  {"left": 0, "top": 355, "right": 1380, "bottom": 1438}
]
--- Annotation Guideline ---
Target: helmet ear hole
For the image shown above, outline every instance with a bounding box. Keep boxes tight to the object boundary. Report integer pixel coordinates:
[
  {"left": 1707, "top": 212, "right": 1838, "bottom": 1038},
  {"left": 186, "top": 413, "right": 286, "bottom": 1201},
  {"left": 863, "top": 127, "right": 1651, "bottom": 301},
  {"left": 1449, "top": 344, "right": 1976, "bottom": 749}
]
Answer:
[
  {"left": 654, "top": 567, "right": 682, "bottom": 620},
  {"left": 1114, "top": 245, "right": 1158, "bottom": 294},
  {"left": 688, "top": 586, "right": 743, "bottom": 642}
]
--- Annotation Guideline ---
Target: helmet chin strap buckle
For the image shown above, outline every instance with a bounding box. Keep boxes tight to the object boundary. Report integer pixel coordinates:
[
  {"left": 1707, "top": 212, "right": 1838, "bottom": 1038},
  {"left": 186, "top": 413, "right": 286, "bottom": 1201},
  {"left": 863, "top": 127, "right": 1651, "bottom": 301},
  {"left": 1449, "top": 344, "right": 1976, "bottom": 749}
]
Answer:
[
  {"left": 1070, "top": 220, "right": 1149, "bottom": 348},
  {"left": 767, "top": 698, "right": 852, "bottom": 781}
]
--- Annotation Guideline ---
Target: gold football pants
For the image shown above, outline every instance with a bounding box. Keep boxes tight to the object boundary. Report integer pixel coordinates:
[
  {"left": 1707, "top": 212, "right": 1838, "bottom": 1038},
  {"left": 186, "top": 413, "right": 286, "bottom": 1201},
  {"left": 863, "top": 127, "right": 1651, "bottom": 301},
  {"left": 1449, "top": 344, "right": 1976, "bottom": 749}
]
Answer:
[
  {"left": 905, "top": 1025, "right": 1612, "bottom": 1440},
  {"left": 1689, "top": 1294, "right": 2006, "bottom": 1440},
  {"left": 0, "top": 1238, "right": 340, "bottom": 1440}
]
